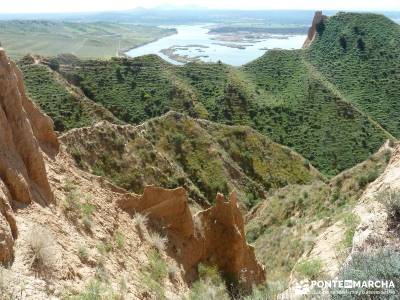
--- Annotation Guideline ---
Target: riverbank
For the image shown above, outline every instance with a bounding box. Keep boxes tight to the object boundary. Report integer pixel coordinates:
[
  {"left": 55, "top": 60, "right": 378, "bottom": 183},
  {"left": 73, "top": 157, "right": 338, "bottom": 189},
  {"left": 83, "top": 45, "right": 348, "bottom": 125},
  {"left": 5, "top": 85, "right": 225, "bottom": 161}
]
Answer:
[
  {"left": 125, "top": 24, "right": 307, "bottom": 66},
  {"left": 120, "top": 28, "right": 178, "bottom": 56}
]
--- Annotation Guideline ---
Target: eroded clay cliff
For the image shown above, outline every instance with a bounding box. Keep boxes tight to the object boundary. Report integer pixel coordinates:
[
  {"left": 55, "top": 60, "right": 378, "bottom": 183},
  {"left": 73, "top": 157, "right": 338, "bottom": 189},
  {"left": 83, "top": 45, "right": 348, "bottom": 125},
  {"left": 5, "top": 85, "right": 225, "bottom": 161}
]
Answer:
[
  {"left": 0, "top": 48, "right": 58, "bottom": 264},
  {"left": 303, "top": 11, "right": 328, "bottom": 48},
  {"left": 118, "top": 186, "right": 266, "bottom": 291}
]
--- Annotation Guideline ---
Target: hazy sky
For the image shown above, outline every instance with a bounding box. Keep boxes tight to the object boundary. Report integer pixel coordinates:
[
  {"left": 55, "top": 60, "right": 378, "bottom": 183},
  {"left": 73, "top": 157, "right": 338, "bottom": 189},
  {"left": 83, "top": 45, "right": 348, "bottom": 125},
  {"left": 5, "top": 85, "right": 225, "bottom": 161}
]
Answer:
[{"left": 2, "top": 0, "right": 400, "bottom": 13}]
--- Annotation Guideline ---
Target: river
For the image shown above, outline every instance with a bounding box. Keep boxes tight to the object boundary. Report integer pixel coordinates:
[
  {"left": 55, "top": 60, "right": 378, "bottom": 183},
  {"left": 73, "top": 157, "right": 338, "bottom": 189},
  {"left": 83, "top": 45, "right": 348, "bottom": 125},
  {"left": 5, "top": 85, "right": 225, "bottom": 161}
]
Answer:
[{"left": 126, "top": 25, "right": 307, "bottom": 66}]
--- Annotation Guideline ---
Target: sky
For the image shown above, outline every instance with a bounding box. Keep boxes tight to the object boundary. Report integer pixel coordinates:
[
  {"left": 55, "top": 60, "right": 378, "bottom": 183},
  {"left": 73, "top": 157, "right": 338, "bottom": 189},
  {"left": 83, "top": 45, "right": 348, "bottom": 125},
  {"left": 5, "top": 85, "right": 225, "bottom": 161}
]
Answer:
[{"left": 1, "top": 0, "right": 400, "bottom": 14}]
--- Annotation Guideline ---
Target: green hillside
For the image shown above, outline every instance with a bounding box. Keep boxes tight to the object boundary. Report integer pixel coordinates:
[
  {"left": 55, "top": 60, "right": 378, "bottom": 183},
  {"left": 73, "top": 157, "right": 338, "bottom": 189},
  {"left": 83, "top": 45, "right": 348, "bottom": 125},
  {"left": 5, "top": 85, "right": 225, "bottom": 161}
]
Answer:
[
  {"left": 56, "top": 55, "right": 205, "bottom": 124},
  {"left": 19, "top": 12, "right": 400, "bottom": 176},
  {"left": 49, "top": 54, "right": 390, "bottom": 176},
  {"left": 306, "top": 13, "right": 400, "bottom": 136},
  {"left": 20, "top": 63, "right": 91, "bottom": 131},
  {"left": 19, "top": 61, "right": 120, "bottom": 131},
  {"left": 61, "top": 112, "right": 321, "bottom": 209},
  {"left": 242, "top": 50, "right": 390, "bottom": 175}
]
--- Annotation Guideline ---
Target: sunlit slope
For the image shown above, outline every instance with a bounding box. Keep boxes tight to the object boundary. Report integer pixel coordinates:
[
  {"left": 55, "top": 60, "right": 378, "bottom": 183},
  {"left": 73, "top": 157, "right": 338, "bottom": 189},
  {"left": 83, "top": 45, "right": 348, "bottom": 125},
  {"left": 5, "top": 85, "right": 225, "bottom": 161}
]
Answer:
[
  {"left": 32, "top": 50, "right": 390, "bottom": 176},
  {"left": 61, "top": 112, "right": 321, "bottom": 209},
  {"left": 20, "top": 12, "right": 398, "bottom": 176},
  {"left": 19, "top": 60, "right": 121, "bottom": 131},
  {"left": 306, "top": 12, "right": 400, "bottom": 137},
  {"left": 57, "top": 55, "right": 206, "bottom": 124},
  {"left": 242, "top": 50, "right": 390, "bottom": 176}
]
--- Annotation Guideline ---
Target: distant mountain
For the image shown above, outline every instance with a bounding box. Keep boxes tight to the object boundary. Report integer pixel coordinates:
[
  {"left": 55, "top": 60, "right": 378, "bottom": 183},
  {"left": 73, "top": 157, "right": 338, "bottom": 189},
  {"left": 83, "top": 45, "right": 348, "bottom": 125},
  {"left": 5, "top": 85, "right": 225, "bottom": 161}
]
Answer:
[
  {"left": 1, "top": 9, "right": 400, "bottom": 26},
  {"left": 71, "top": 9, "right": 327, "bottom": 25},
  {"left": 152, "top": 4, "right": 208, "bottom": 11}
]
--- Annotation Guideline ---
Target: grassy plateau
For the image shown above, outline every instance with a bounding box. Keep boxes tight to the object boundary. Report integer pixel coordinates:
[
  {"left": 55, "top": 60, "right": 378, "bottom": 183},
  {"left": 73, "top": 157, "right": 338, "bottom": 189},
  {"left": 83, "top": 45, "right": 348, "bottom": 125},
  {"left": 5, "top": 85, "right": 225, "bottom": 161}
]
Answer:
[{"left": 0, "top": 20, "right": 175, "bottom": 59}]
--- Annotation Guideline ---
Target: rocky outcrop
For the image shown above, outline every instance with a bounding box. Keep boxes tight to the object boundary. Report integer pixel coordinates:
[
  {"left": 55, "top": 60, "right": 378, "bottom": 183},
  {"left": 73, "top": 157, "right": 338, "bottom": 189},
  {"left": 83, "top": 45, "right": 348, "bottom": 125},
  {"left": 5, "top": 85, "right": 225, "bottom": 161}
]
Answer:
[
  {"left": 198, "top": 192, "right": 265, "bottom": 290},
  {"left": 0, "top": 48, "right": 58, "bottom": 264},
  {"left": 118, "top": 186, "right": 195, "bottom": 238},
  {"left": 118, "top": 186, "right": 265, "bottom": 291},
  {"left": 303, "top": 11, "right": 328, "bottom": 48}
]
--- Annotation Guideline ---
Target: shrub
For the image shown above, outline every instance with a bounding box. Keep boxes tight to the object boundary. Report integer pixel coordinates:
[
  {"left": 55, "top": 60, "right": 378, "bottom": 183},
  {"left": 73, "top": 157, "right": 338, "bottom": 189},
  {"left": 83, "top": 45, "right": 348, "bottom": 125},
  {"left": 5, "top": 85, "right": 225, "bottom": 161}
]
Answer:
[
  {"left": 132, "top": 213, "right": 149, "bottom": 235},
  {"left": 171, "top": 133, "right": 185, "bottom": 152},
  {"left": 356, "top": 38, "right": 366, "bottom": 51},
  {"left": 81, "top": 202, "right": 95, "bottom": 229},
  {"left": 67, "top": 278, "right": 126, "bottom": 300},
  {"left": 96, "top": 241, "right": 112, "bottom": 256},
  {"left": 341, "top": 213, "right": 360, "bottom": 250},
  {"left": 78, "top": 245, "right": 89, "bottom": 262},
  {"left": 378, "top": 190, "right": 400, "bottom": 222},
  {"left": 95, "top": 258, "right": 109, "bottom": 283},
  {"left": 339, "top": 36, "right": 347, "bottom": 50},
  {"left": 357, "top": 169, "right": 378, "bottom": 188},
  {"left": 114, "top": 231, "right": 125, "bottom": 250},
  {"left": 295, "top": 259, "right": 322, "bottom": 280},
  {"left": 330, "top": 248, "right": 400, "bottom": 299},
  {"left": 331, "top": 187, "right": 341, "bottom": 202},
  {"left": 63, "top": 187, "right": 81, "bottom": 212},
  {"left": 188, "top": 264, "right": 230, "bottom": 300},
  {"left": 147, "top": 250, "right": 168, "bottom": 282},
  {"left": 71, "top": 279, "right": 102, "bottom": 300},
  {"left": 244, "top": 192, "right": 261, "bottom": 209},
  {"left": 27, "top": 225, "right": 57, "bottom": 277},
  {"left": 63, "top": 183, "right": 96, "bottom": 229},
  {"left": 148, "top": 231, "right": 168, "bottom": 252},
  {"left": 140, "top": 249, "right": 168, "bottom": 299}
]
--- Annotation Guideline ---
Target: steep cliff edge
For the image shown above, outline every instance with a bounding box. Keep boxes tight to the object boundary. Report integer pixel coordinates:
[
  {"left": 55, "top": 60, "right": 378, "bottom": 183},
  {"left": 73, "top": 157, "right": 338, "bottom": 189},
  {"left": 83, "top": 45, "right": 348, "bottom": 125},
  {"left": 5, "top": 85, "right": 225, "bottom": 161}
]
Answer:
[
  {"left": 303, "top": 11, "right": 328, "bottom": 48},
  {"left": 0, "top": 48, "right": 58, "bottom": 264}
]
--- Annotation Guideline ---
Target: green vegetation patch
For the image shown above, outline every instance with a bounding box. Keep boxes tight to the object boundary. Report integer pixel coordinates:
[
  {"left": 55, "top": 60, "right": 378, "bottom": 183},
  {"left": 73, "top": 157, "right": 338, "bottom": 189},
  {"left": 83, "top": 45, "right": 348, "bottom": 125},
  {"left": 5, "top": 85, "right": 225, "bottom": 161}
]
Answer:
[
  {"left": 54, "top": 40, "right": 391, "bottom": 175},
  {"left": 62, "top": 112, "right": 320, "bottom": 208},
  {"left": 307, "top": 13, "right": 400, "bottom": 138},
  {"left": 330, "top": 248, "right": 400, "bottom": 299},
  {"left": 243, "top": 49, "right": 389, "bottom": 176},
  {"left": 295, "top": 259, "right": 323, "bottom": 280},
  {"left": 18, "top": 12, "right": 400, "bottom": 177},
  {"left": 20, "top": 64, "right": 93, "bottom": 131}
]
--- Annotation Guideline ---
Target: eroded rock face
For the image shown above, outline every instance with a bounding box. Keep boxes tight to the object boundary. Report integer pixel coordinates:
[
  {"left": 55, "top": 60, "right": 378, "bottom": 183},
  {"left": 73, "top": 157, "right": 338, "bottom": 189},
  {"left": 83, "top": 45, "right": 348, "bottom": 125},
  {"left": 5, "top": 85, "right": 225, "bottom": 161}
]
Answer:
[
  {"left": 198, "top": 193, "right": 265, "bottom": 290},
  {"left": 0, "top": 48, "right": 58, "bottom": 264},
  {"left": 118, "top": 186, "right": 265, "bottom": 291},
  {"left": 303, "top": 11, "right": 328, "bottom": 48}
]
